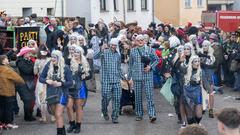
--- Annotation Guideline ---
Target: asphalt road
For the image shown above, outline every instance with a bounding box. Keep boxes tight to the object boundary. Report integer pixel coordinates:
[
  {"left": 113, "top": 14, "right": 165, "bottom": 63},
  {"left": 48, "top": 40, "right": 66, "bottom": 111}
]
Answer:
[{"left": 1, "top": 79, "right": 240, "bottom": 135}]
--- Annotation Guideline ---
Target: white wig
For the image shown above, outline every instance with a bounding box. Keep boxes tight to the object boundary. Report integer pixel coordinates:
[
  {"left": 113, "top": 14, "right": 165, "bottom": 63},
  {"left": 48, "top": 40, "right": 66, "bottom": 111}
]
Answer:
[
  {"left": 77, "top": 35, "right": 87, "bottom": 46},
  {"left": 184, "top": 55, "right": 202, "bottom": 85},
  {"left": 47, "top": 50, "right": 65, "bottom": 82},
  {"left": 70, "top": 46, "right": 90, "bottom": 79}
]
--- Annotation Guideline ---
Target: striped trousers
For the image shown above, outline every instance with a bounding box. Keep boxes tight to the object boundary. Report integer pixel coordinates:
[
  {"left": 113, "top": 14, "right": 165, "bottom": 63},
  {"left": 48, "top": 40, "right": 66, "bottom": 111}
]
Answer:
[
  {"left": 134, "top": 80, "right": 156, "bottom": 118},
  {"left": 101, "top": 82, "right": 121, "bottom": 119}
]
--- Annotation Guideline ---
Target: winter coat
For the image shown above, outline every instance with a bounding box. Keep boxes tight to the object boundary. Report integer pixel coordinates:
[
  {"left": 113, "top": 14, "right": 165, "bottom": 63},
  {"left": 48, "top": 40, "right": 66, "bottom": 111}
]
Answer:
[
  {"left": 0, "top": 65, "right": 25, "bottom": 97},
  {"left": 16, "top": 56, "right": 35, "bottom": 101}
]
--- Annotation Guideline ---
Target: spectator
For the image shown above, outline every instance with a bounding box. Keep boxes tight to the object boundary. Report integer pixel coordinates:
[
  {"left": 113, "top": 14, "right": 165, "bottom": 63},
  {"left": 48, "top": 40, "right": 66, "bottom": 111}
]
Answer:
[
  {"left": 0, "top": 55, "right": 24, "bottom": 129},
  {"left": 216, "top": 108, "right": 240, "bottom": 135}
]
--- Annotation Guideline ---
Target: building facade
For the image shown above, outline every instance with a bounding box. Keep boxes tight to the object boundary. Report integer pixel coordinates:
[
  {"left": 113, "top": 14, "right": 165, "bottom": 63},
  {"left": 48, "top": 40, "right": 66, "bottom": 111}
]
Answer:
[
  {"left": 66, "top": 0, "right": 154, "bottom": 29},
  {"left": 155, "top": 0, "right": 207, "bottom": 27},
  {"left": 0, "top": 0, "right": 154, "bottom": 29},
  {"left": 208, "top": 0, "right": 234, "bottom": 11},
  {"left": 0, "top": 0, "right": 64, "bottom": 17}
]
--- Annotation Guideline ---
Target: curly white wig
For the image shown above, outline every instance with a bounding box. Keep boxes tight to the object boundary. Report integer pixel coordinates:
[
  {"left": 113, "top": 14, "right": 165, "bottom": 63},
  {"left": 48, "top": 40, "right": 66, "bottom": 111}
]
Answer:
[
  {"left": 77, "top": 35, "right": 87, "bottom": 46},
  {"left": 70, "top": 46, "right": 90, "bottom": 79},
  {"left": 47, "top": 50, "right": 65, "bottom": 82},
  {"left": 184, "top": 55, "right": 202, "bottom": 85}
]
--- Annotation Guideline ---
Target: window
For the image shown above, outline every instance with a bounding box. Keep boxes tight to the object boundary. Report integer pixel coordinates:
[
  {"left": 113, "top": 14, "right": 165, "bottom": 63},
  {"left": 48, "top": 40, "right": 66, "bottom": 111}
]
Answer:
[
  {"left": 141, "top": 0, "right": 147, "bottom": 10},
  {"left": 114, "top": 0, "right": 119, "bottom": 11},
  {"left": 47, "top": 8, "right": 54, "bottom": 16},
  {"left": 100, "top": 0, "right": 107, "bottom": 11},
  {"left": 128, "top": 0, "right": 134, "bottom": 11},
  {"left": 185, "top": 0, "right": 191, "bottom": 8},
  {"left": 22, "top": 8, "right": 32, "bottom": 17},
  {"left": 197, "top": 0, "right": 203, "bottom": 7}
]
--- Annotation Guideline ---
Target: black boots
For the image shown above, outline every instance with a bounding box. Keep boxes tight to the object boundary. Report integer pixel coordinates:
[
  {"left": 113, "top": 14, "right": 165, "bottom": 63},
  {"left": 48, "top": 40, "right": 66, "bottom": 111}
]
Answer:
[
  {"left": 57, "top": 126, "right": 66, "bottom": 135},
  {"left": 74, "top": 123, "right": 81, "bottom": 133},
  {"left": 67, "top": 121, "right": 76, "bottom": 133}
]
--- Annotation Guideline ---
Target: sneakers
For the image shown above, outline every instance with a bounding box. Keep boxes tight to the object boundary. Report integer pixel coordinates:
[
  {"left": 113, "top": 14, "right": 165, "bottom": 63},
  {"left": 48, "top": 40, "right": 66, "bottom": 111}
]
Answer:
[
  {"left": 180, "top": 122, "right": 187, "bottom": 128},
  {"left": 149, "top": 117, "right": 157, "bottom": 123},
  {"left": 209, "top": 109, "right": 214, "bottom": 118},
  {"left": 0, "top": 123, "right": 19, "bottom": 130},
  {"left": 6, "top": 124, "right": 19, "bottom": 129},
  {"left": 51, "top": 116, "right": 56, "bottom": 122},
  {"left": 39, "top": 117, "right": 47, "bottom": 122},
  {"left": 102, "top": 114, "right": 110, "bottom": 121},
  {"left": 112, "top": 119, "right": 119, "bottom": 124},
  {"left": 135, "top": 117, "right": 143, "bottom": 121}
]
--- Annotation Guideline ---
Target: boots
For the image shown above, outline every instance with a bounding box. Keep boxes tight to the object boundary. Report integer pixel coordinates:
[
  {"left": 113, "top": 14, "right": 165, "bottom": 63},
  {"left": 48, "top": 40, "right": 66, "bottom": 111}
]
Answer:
[
  {"left": 67, "top": 121, "right": 76, "bottom": 133},
  {"left": 74, "top": 123, "right": 81, "bottom": 133},
  {"left": 57, "top": 126, "right": 66, "bottom": 135}
]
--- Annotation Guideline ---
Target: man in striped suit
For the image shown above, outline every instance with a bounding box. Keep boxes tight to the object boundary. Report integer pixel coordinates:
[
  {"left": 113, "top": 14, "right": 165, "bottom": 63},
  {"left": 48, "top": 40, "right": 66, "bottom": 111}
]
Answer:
[
  {"left": 94, "top": 38, "right": 125, "bottom": 124},
  {"left": 128, "top": 35, "right": 159, "bottom": 122}
]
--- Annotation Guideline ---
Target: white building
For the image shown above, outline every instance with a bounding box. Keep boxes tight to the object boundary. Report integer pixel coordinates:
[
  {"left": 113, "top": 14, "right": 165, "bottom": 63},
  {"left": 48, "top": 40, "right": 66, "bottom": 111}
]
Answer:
[
  {"left": 65, "top": 0, "right": 154, "bottom": 29},
  {"left": 0, "top": 0, "right": 154, "bottom": 29},
  {"left": 0, "top": 0, "right": 63, "bottom": 17}
]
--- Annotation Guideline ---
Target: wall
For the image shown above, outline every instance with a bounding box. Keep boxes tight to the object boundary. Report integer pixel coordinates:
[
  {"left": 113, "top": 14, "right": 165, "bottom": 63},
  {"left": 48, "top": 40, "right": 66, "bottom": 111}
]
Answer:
[
  {"left": 154, "top": 0, "right": 180, "bottom": 26},
  {"left": 65, "top": 0, "right": 91, "bottom": 23},
  {"left": 0, "top": 0, "right": 63, "bottom": 17},
  {"left": 179, "top": 0, "right": 207, "bottom": 26}
]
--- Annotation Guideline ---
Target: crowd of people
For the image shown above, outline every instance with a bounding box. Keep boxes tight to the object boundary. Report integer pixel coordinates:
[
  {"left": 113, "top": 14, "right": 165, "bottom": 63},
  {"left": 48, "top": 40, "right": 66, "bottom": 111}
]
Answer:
[{"left": 0, "top": 12, "right": 240, "bottom": 135}]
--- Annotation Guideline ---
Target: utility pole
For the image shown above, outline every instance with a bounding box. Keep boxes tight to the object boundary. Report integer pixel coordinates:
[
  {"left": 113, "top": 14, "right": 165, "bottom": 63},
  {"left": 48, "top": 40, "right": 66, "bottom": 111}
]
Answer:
[
  {"left": 152, "top": 0, "right": 155, "bottom": 22},
  {"left": 123, "top": 0, "right": 126, "bottom": 23},
  {"left": 61, "top": 0, "right": 64, "bottom": 25}
]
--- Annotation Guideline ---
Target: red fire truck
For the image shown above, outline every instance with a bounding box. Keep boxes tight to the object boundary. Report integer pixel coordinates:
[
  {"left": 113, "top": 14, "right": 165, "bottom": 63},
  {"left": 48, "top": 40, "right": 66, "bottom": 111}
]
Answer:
[{"left": 202, "top": 11, "right": 240, "bottom": 32}]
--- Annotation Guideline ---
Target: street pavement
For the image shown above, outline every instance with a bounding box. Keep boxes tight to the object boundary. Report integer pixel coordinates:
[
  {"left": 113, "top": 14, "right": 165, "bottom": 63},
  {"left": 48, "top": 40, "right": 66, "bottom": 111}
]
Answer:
[{"left": 1, "top": 79, "right": 240, "bottom": 135}]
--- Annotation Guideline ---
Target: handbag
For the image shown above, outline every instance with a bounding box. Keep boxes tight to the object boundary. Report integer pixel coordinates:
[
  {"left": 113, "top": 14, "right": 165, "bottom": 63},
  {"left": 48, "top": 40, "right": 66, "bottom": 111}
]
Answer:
[
  {"left": 45, "top": 87, "right": 61, "bottom": 105},
  {"left": 160, "top": 77, "right": 174, "bottom": 105},
  {"left": 45, "top": 95, "right": 60, "bottom": 105}
]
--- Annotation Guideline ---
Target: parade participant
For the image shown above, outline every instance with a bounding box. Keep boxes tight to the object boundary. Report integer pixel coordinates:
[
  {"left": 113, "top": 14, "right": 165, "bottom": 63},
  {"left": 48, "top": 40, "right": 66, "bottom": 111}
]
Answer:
[
  {"left": 0, "top": 55, "right": 24, "bottom": 129},
  {"left": 67, "top": 46, "right": 90, "bottom": 133},
  {"left": 40, "top": 50, "right": 73, "bottom": 135},
  {"left": 183, "top": 55, "right": 203, "bottom": 125},
  {"left": 197, "top": 40, "right": 216, "bottom": 118},
  {"left": 34, "top": 45, "right": 51, "bottom": 122},
  {"left": 94, "top": 38, "right": 125, "bottom": 124},
  {"left": 16, "top": 47, "right": 36, "bottom": 121},
  {"left": 63, "top": 44, "right": 78, "bottom": 66},
  {"left": 171, "top": 45, "right": 188, "bottom": 128},
  {"left": 216, "top": 108, "right": 240, "bottom": 135},
  {"left": 128, "top": 35, "right": 159, "bottom": 122},
  {"left": 77, "top": 35, "right": 88, "bottom": 56}
]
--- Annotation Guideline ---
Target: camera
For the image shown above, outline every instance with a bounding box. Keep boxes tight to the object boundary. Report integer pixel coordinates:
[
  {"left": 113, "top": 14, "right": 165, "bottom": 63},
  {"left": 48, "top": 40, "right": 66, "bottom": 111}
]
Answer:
[
  {"left": 141, "top": 56, "right": 151, "bottom": 68},
  {"left": 52, "top": 74, "right": 61, "bottom": 81},
  {"left": 99, "top": 38, "right": 107, "bottom": 46}
]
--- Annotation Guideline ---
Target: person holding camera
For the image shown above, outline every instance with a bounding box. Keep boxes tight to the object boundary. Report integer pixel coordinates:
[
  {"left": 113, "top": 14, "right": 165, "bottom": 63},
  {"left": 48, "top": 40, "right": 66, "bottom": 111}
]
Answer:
[
  {"left": 40, "top": 50, "right": 73, "bottom": 135},
  {"left": 93, "top": 38, "right": 126, "bottom": 124},
  {"left": 66, "top": 46, "right": 90, "bottom": 133},
  {"left": 128, "top": 34, "right": 159, "bottom": 122}
]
